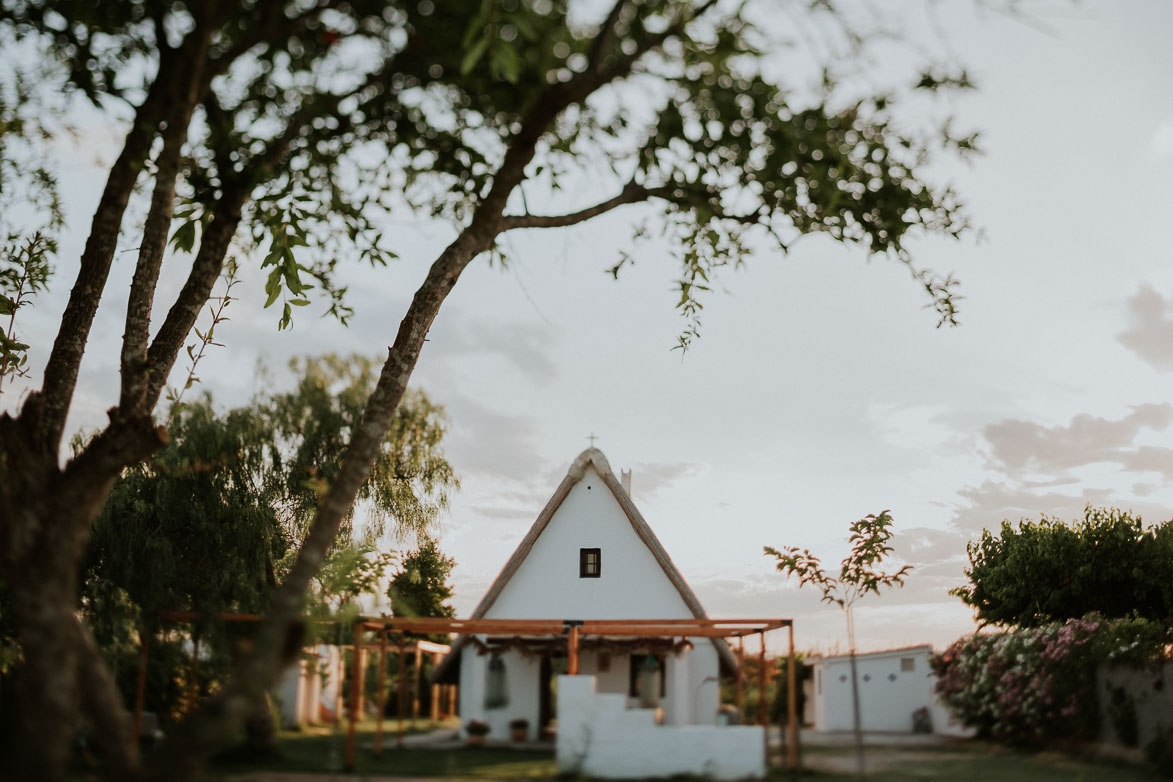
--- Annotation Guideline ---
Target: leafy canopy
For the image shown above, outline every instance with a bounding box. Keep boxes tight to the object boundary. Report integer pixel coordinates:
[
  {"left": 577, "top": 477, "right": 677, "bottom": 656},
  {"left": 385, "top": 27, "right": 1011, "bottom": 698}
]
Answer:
[
  {"left": 387, "top": 538, "right": 457, "bottom": 620},
  {"left": 83, "top": 355, "right": 458, "bottom": 636},
  {"left": 951, "top": 506, "right": 1173, "bottom": 628},
  {"left": 6, "top": 0, "right": 974, "bottom": 344}
]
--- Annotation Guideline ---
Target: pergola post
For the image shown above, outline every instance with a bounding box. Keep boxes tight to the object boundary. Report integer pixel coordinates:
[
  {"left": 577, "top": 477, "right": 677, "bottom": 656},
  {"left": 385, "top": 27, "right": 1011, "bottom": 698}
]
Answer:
[
  {"left": 786, "top": 622, "right": 799, "bottom": 771},
  {"left": 735, "top": 636, "right": 744, "bottom": 716},
  {"left": 412, "top": 644, "right": 422, "bottom": 723},
  {"left": 759, "top": 631, "right": 768, "bottom": 769},
  {"left": 345, "top": 623, "right": 362, "bottom": 772},
  {"left": 397, "top": 638, "right": 407, "bottom": 747},
  {"left": 567, "top": 625, "right": 580, "bottom": 675},
  {"left": 375, "top": 630, "right": 388, "bottom": 757},
  {"left": 133, "top": 631, "right": 150, "bottom": 745},
  {"left": 430, "top": 652, "right": 442, "bottom": 720}
]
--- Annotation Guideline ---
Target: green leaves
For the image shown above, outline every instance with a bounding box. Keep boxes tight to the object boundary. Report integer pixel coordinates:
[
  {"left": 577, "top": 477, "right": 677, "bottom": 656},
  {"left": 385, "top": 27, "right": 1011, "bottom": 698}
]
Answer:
[
  {"left": 255, "top": 198, "right": 315, "bottom": 330},
  {"left": 764, "top": 510, "right": 912, "bottom": 609},
  {"left": 0, "top": 231, "right": 53, "bottom": 394},
  {"left": 459, "top": 0, "right": 538, "bottom": 82},
  {"left": 954, "top": 506, "right": 1173, "bottom": 627}
]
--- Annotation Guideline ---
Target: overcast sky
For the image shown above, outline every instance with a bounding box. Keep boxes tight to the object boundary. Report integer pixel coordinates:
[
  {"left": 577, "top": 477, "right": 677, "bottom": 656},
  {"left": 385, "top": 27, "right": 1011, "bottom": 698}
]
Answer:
[{"left": 8, "top": 1, "right": 1173, "bottom": 655}]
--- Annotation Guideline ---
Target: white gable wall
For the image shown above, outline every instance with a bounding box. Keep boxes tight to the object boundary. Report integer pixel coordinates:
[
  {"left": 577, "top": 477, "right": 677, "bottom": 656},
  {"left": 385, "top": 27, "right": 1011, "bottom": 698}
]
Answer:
[
  {"left": 460, "top": 464, "right": 722, "bottom": 730},
  {"left": 485, "top": 466, "right": 695, "bottom": 620}
]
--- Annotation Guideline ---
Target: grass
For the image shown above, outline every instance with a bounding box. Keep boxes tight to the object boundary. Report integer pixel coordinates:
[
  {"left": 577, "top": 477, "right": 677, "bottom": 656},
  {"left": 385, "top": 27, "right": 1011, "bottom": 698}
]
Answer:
[
  {"left": 204, "top": 720, "right": 556, "bottom": 779},
  {"left": 776, "top": 741, "right": 1166, "bottom": 782},
  {"left": 204, "top": 725, "right": 1164, "bottom": 781}
]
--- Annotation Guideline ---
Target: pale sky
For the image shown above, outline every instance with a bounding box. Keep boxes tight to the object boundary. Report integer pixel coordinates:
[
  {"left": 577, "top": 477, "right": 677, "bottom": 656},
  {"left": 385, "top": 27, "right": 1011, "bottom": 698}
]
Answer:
[{"left": 7, "top": 1, "right": 1173, "bottom": 655}]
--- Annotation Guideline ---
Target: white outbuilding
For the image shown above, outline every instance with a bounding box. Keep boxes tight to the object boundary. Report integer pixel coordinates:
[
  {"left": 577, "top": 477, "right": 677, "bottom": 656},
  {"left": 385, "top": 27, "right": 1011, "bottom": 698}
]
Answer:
[{"left": 807, "top": 645, "right": 970, "bottom": 736}]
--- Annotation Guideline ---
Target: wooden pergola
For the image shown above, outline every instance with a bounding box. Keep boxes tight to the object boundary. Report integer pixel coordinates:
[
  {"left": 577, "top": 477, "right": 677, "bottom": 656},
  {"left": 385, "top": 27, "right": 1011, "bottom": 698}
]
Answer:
[
  {"left": 346, "top": 617, "right": 799, "bottom": 772},
  {"left": 133, "top": 612, "right": 453, "bottom": 747}
]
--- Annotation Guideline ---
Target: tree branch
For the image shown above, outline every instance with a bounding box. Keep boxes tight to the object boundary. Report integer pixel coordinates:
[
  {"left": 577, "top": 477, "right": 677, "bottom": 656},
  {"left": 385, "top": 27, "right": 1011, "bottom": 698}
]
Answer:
[
  {"left": 143, "top": 203, "right": 243, "bottom": 412},
  {"left": 500, "top": 182, "right": 657, "bottom": 230},
  {"left": 35, "top": 58, "right": 173, "bottom": 452},
  {"left": 587, "top": 0, "right": 632, "bottom": 71},
  {"left": 120, "top": 26, "right": 216, "bottom": 414}
]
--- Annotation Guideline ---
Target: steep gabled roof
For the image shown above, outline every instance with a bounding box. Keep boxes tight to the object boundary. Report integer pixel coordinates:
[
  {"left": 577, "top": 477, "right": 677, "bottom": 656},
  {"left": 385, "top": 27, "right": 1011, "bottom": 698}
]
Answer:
[{"left": 433, "top": 448, "right": 738, "bottom": 682}]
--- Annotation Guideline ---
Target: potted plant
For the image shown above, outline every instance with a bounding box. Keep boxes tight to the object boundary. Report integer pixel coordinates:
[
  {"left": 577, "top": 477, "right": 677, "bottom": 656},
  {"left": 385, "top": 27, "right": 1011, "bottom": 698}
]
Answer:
[
  {"left": 465, "top": 720, "right": 490, "bottom": 746},
  {"left": 509, "top": 718, "right": 529, "bottom": 742}
]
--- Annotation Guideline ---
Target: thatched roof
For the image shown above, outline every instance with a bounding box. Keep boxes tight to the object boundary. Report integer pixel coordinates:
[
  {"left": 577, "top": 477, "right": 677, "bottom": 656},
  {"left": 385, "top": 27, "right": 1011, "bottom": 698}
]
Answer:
[{"left": 432, "top": 448, "right": 738, "bottom": 683}]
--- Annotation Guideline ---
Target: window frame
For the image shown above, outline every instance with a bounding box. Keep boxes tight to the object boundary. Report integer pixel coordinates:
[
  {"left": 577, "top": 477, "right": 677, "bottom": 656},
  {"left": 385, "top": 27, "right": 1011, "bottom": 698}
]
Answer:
[{"left": 579, "top": 547, "right": 601, "bottom": 578}]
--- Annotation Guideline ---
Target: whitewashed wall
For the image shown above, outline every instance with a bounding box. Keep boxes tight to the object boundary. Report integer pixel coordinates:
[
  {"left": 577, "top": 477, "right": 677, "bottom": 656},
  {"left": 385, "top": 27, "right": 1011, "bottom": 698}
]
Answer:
[
  {"left": 277, "top": 647, "right": 331, "bottom": 728},
  {"left": 463, "top": 464, "right": 722, "bottom": 727},
  {"left": 460, "top": 648, "right": 542, "bottom": 740},
  {"left": 556, "top": 675, "right": 765, "bottom": 780},
  {"left": 811, "top": 647, "right": 935, "bottom": 732}
]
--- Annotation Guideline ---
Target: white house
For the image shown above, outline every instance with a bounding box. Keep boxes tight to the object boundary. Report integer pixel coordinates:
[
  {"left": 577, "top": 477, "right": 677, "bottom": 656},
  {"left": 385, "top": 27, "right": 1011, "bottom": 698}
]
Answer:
[
  {"left": 807, "top": 645, "right": 970, "bottom": 736},
  {"left": 433, "top": 448, "right": 740, "bottom": 742}
]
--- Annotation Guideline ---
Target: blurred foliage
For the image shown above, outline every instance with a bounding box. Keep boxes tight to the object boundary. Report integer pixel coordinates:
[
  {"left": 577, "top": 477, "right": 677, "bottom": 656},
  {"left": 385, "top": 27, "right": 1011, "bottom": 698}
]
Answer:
[
  {"left": 387, "top": 538, "right": 457, "bottom": 645},
  {"left": 2, "top": 0, "right": 977, "bottom": 341},
  {"left": 80, "top": 355, "right": 457, "bottom": 719},
  {"left": 932, "top": 614, "right": 1169, "bottom": 747},
  {"left": 0, "top": 50, "right": 62, "bottom": 397},
  {"left": 952, "top": 506, "right": 1173, "bottom": 628}
]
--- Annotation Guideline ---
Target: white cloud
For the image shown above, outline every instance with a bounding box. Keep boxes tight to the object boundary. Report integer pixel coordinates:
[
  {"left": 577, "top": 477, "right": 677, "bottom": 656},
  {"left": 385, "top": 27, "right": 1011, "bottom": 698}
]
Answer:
[
  {"left": 1118, "top": 284, "right": 1173, "bottom": 371},
  {"left": 982, "top": 404, "right": 1173, "bottom": 477}
]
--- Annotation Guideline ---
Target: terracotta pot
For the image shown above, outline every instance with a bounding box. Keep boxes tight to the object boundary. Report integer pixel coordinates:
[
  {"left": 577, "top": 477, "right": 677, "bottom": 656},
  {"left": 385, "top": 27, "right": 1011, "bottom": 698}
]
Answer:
[
  {"left": 510, "top": 727, "right": 527, "bottom": 742},
  {"left": 466, "top": 733, "right": 486, "bottom": 746}
]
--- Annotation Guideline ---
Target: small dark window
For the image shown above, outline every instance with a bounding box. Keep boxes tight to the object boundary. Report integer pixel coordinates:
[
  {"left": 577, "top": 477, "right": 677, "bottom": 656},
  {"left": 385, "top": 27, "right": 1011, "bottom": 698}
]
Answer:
[{"left": 579, "top": 547, "right": 601, "bottom": 578}]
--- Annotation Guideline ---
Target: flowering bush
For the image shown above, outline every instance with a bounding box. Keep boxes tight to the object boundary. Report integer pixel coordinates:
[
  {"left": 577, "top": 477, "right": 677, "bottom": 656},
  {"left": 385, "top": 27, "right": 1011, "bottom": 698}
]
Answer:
[{"left": 932, "top": 615, "right": 1168, "bottom": 746}]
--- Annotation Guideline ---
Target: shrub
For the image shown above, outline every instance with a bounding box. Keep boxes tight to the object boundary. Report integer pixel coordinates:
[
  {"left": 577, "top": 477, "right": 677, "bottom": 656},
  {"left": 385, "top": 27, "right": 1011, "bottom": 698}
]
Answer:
[
  {"left": 465, "top": 720, "right": 490, "bottom": 736},
  {"left": 932, "top": 615, "right": 1167, "bottom": 746}
]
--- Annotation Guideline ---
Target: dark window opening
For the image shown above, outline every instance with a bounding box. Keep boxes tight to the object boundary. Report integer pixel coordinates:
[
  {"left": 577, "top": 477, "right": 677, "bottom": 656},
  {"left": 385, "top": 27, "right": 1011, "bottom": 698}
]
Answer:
[
  {"left": 580, "top": 547, "right": 601, "bottom": 578},
  {"left": 628, "top": 654, "right": 666, "bottom": 698}
]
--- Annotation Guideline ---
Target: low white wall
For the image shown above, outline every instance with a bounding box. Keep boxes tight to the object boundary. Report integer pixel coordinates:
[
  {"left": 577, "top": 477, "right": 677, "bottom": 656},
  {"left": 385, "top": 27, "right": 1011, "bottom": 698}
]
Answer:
[{"left": 556, "top": 675, "right": 765, "bottom": 780}]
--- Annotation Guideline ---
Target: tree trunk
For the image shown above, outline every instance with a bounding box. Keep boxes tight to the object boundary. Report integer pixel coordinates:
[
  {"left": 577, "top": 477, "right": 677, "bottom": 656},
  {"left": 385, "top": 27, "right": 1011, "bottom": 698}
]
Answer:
[
  {"left": 846, "top": 607, "right": 865, "bottom": 780},
  {"left": 6, "top": 580, "right": 80, "bottom": 782},
  {"left": 243, "top": 692, "right": 277, "bottom": 755}
]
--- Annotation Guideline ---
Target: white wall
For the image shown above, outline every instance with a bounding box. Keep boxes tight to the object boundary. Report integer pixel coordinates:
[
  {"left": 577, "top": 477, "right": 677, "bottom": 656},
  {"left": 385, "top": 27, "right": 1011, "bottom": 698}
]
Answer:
[
  {"left": 459, "top": 648, "right": 542, "bottom": 740},
  {"left": 556, "top": 675, "right": 765, "bottom": 780},
  {"left": 486, "top": 466, "right": 696, "bottom": 621},
  {"left": 812, "top": 647, "right": 935, "bottom": 732}
]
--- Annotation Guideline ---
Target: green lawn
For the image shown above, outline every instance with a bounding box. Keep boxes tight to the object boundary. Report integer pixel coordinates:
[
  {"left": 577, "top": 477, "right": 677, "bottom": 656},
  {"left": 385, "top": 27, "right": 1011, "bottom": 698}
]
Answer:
[
  {"left": 779, "top": 741, "right": 1164, "bottom": 782},
  {"left": 205, "top": 726, "right": 1163, "bottom": 781},
  {"left": 204, "top": 721, "right": 556, "bottom": 779}
]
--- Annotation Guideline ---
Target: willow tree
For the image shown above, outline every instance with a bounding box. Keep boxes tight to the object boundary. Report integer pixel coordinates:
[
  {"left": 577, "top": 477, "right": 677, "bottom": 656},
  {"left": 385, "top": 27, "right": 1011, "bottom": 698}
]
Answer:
[
  {"left": 81, "top": 356, "right": 456, "bottom": 750},
  {"left": 0, "top": 1, "right": 974, "bottom": 779}
]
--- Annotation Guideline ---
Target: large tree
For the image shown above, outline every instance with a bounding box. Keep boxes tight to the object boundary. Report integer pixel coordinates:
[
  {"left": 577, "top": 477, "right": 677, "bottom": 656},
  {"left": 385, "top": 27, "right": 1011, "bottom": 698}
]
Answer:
[
  {"left": 0, "top": 2, "right": 975, "bottom": 779},
  {"left": 951, "top": 506, "right": 1173, "bottom": 628}
]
